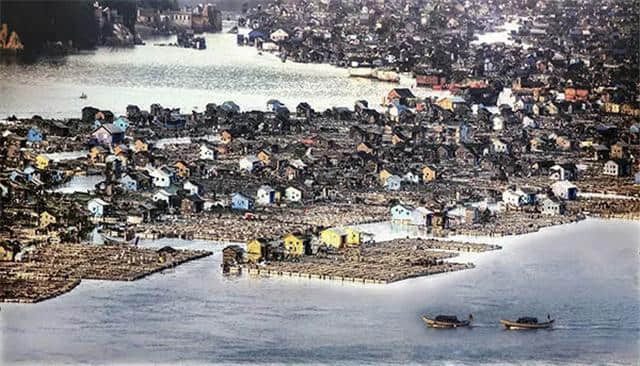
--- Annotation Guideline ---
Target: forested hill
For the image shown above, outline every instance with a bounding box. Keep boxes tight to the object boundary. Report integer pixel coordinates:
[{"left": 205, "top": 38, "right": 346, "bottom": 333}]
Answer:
[{"left": 0, "top": 0, "right": 99, "bottom": 51}]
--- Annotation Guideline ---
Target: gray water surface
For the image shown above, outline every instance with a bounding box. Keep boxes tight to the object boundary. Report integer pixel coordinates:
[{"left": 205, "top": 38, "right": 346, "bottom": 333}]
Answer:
[{"left": 2, "top": 219, "right": 638, "bottom": 365}]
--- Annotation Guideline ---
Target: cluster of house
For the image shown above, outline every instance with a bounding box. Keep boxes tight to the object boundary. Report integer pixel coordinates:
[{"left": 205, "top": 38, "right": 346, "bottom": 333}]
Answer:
[
  {"left": 136, "top": 3, "right": 222, "bottom": 33},
  {"left": 224, "top": 225, "right": 366, "bottom": 266}
]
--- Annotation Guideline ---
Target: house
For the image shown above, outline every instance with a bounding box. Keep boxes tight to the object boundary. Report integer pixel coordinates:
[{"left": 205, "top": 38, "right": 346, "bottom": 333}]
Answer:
[
  {"left": 113, "top": 116, "right": 130, "bottom": 132},
  {"left": 90, "top": 146, "right": 108, "bottom": 164},
  {"left": 27, "top": 127, "right": 43, "bottom": 143},
  {"left": 148, "top": 166, "right": 171, "bottom": 187},
  {"left": 379, "top": 169, "right": 392, "bottom": 184},
  {"left": 551, "top": 181, "right": 578, "bottom": 200},
  {"left": 239, "top": 155, "right": 261, "bottom": 172},
  {"left": 491, "top": 138, "right": 509, "bottom": 153},
  {"left": 270, "top": 28, "right": 289, "bottom": 42},
  {"left": 391, "top": 204, "right": 412, "bottom": 222},
  {"left": 603, "top": 159, "right": 631, "bottom": 177},
  {"left": 502, "top": 189, "right": 527, "bottom": 207},
  {"left": 387, "top": 88, "right": 415, "bottom": 105},
  {"left": 231, "top": 193, "right": 254, "bottom": 211},
  {"left": 220, "top": 130, "right": 233, "bottom": 144},
  {"left": 153, "top": 188, "right": 177, "bottom": 207},
  {"left": 422, "top": 166, "right": 437, "bottom": 182},
  {"left": 181, "top": 195, "right": 204, "bottom": 214},
  {"left": 385, "top": 175, "right": 402, "bottom": 191},
  {"left": 411, "top": 207, "right": 433, "bottom": 226},
  {"left": 541, "top": 197, "right": 565, "bottom": 215},
  {"left": 0, "top": 241, "right": 20, "bottom": 261},
  {"left": 283, "top": 233, "right": 309, "bottom": 256},
  {"left": 175, "top": 161, "right": 191, "bottom": 178},
  {"left": 35, "top": 155, "right": 50, "bottom": 170},
  {"left": 387, "top": 102, "right": 410, "bottom": 122},
  {"left": 436, "top": 96, "right": 466, "bottom": 111},
  {"left": 39, "top": 211, "right": 57, "bottom": 229},
  {"left": 87, "top": 198, "right": 109, "bottom": 217},
  {"left": 403, "top": 171, "right": 420, "bottom": 184},
  {"left": 199, "top": 144, "right": 217, "bottom": 160},
  {"left": 320, "top": 227, "right": 348, "bottom": 248},
  {"left": 550, "top": 164, "right": 577, "bottom": 181},
  {"left": 635, "top": 172, "right": 640, "bottom": 185},
  {"left": 119, "top": 173, "right": 139, "bottom": 191},
  {"left": 257, "top": 185, "right": 276, "bottom": 205},
  {"left": 610, "top": 142, "right": 628, "bottom": 159},
  {"left": 247, "top": 238, "right": 270, "bottom": 263},
  {"left": 285, "top": 186, "right": 302, "bottom": 202},
  {"left": 133, "top": 139, "right": 149, "bottom": 152},
  {"left": 555, "top": 136, "right": 572, "bottom": 151},
  {"left": 266, "top": 99, "right": 284, "bottom": 112},
  {"left": 296, "top": 102, "right": 314, "bottom": 118},
  {"left": 356, "top": 142, "right": 374, "bottom": 155},
  {"left": 492, "top": 115, "right": 505, "bottom": 131},
  {"left": 183, "top": 180, "right": 202, "bottom": 196},
  {"left": 257, "top": 149, "right": 272, "bottom": 166},
  {"left": 92, "top": 124, "right": 124, "bottom": 145}
]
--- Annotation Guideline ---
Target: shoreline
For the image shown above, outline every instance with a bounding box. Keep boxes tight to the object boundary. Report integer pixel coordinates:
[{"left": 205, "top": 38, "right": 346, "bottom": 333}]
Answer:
[{"left": 0, "top": 244, "right": 212, "bottom": 304}]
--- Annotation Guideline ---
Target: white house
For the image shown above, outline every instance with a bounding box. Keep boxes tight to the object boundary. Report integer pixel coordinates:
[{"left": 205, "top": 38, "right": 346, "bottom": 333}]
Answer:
[
  {"left": 199, "top": 144, "right": 216, "bottom": 160},
  {"left": 270, "top": 28, "right": 289, "bottom": 42},
  {"left": 502, "top": 189, "right": 527, "bottom": 207},
  {"left": 239, "top": 155, "right": 261, "bottom": 172},
  {"left": 491, "top": 138, "right": 509, "bottom": 153},
  {"left": 541, "top": 197, "right": 565, "bottom": 215},
  {"left": 153, "top": 189, "right": 174, "bottom": 206},
  {"left": 411, "top": 207, "right": 433, "bottom": 226},
  {"left": 497, "top": 87, "right": 516, "bottom": 109},
  {"left": 492, "top": 115, "right": 505, "bottom": 131},
  {"left": 183, "top": 180, "right": 201, "bottom": 196},
  {"left": 551, "top": 180, "right": 578, "bottom": 200},
  {"left": 87, "top": 198, "right": 109, "bottom": 217},
  {"left": 257, "top": 185, "right": 276, "bottom": 205},
  {"left": 147, "top": 166, "right": 171, "bottom": 187},
  {"left": 285, "top": 186, "right": 302, "bottom": 202},
  {"left": 403, "top": 171, "right": 420, "bottom": 184}
]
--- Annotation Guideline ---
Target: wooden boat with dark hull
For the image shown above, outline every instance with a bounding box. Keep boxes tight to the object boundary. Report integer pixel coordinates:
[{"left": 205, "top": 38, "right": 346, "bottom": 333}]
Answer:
[
  {"left": 500, "top": 317, "right": 554, "bottom": 330},
  {"left": 422, "top": 315, "right": 472, "bottom": 328}
]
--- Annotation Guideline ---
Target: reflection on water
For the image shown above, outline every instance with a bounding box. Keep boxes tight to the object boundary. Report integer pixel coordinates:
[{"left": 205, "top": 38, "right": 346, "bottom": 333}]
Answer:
[{"left": 1, "top": 219, "right": 638, "bottom": 364}]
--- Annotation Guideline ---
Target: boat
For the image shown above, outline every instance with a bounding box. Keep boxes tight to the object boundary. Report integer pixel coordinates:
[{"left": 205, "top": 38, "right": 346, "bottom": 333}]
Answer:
[
  {"left": 79, "top": 93, "right": 87, "bottom": 99},
  {"left": 500, "top": 316, "right": 554, "bottom": 330},
  {"left": 422, "top": 314, "right": 472, "bottom": 328}
]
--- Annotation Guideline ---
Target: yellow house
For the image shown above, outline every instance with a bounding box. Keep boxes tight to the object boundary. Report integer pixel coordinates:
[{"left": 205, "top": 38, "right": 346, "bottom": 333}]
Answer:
[
  {"left": 379, "top": 169, "right": 392, "bottom": 184},
  {"left": 175, "top": 161, "right": 191, "bottom": 178},
  {"left": 436, "top": 97, "right": 454, "bottom": 111},
  {"left": 320, "top": 228, "right": 347, "bottom": 248},
  {"left": 39, "top": 211, "right": 57, "bottom": 228},
  {"left": 0, "top": 242, "right": 18, "bottom": 261},
  {"left": 134, "top": 139, "right": 148, "bottom": 152},
  {"left": 257, "top": 150, "right": 272, "bottom": 166},
  {"left": 35, "top": 155, "right": 50, "bottom": 170},
  {"left": 345, "top": 227, "right": 361, "bottom": 245},
  {"left": 356, "top": 142, "right": 374, "bottom": 155},
  {"left": 247, "top": 239, "right": 267, "bottom": 262},
  {"left": 422, "top": 166, "right": 437, "bottom": 182},
  {"left": 90, "top": 146, "right": 106, "bottom": 164},
  {"left": 283, "top": 233, "right": 305, "bottom": 256}
]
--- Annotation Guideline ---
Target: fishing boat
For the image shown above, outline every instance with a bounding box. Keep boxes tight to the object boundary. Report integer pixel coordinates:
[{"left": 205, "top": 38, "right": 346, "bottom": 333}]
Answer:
[
  {"left": 79, "top": 93, "right": 87, "bottom": 99},
  {"left": 422, "top": 314, "right": 472, "bottom": 328},
  {"left": 500, "top": 316, "right": 554, "bottom": 330}
]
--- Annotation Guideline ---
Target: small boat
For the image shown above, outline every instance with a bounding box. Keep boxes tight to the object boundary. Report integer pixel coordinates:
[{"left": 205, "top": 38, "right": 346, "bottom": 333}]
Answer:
[
  {"left": 500, "top": 316, "right": 554, "bottom": 330},
  {"left": 422, "top": 314, "right": 472, "bottom": 328},
  {"left": 79, "top": 93, "right": 87, "bottom": 99}
]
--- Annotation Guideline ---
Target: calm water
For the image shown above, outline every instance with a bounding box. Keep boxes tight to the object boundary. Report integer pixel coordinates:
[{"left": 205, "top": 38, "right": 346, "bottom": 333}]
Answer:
[
  {"left": 0, "top": 24, "right": 449, "bottom": 119},
  {"left": 2, "top": 219, "right": 638, "bottom": 365}
]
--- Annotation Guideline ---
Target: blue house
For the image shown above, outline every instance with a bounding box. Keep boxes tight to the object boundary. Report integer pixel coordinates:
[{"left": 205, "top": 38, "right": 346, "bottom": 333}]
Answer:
[
  {"left": 231, "top": 193, "right": 254, "bottom": 211},
  {"left": 119, "top": 174, "right": 138, "bottom": 191},
  {"left": 248, "top": 30, "right": 266, "bottom": 42},
  {"left": 87, "top": 198, "right": 109, "bottom": 217},
  {"left": 114, "top": 117, "right": 130, "bottom": 132},
  {"left": 221, "top": 101, "right": 240, "bottom": 114},
  {"left": 27, "top": 127, "right": 43, "bottom": 143},
  {"left": 635, "top": 172, "right": 640, "bottom": 185}
]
